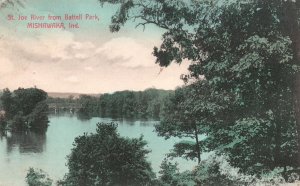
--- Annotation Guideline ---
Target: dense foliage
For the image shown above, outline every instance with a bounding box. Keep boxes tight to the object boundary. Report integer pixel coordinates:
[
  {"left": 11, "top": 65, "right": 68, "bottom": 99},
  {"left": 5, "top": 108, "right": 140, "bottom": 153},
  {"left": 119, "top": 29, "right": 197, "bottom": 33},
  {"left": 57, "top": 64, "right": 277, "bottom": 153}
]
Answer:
[
  {"left": 158, "top": 153, "right": 298, "bottom": 186},
  {"left": 100, "top": 0, "right": 300, "bottom": 180},
  {"left": 158, "top": 159, "right": 195, "bottom": 186},
  {"left": 26, "top": 168, "right": 53, "bottom": 186},
  {"left": 59, "top": 122, "right": 155, "bottom": 186},
  {"left": 155, "top": 82, "right": 218, "bottom": 164},
  {"left": 47, "top": 88, "right": 172, "bottom": 119},
  {"left": 0, "top": 88, "right": 48, "bottom": 132},
  {"left": 97, "top": 89, "right": 171, "bottom": 119}
]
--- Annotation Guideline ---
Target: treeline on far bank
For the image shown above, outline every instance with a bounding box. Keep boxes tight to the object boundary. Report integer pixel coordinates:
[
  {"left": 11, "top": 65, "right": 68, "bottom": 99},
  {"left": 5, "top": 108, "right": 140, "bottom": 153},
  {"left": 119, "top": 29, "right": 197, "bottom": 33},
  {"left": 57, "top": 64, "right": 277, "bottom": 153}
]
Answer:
[{"left": 47, "top": 88, "right": 174, "bottom": 119}]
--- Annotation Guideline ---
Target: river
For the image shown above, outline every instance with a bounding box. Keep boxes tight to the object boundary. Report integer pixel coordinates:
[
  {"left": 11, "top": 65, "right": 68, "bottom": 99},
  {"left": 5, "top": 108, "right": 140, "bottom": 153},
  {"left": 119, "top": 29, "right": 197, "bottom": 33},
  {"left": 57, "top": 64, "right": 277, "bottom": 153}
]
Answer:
[{"left": 0, "top": 114, "right": 198, "bottom": 186}]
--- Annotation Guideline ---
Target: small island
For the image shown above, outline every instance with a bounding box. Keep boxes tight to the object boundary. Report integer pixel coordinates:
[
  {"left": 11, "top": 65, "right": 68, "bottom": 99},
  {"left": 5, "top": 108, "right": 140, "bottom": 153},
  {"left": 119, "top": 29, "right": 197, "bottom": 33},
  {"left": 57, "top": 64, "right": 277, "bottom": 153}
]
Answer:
[{"left": 0, "top": 87, "right": 49, "bottom": 132}]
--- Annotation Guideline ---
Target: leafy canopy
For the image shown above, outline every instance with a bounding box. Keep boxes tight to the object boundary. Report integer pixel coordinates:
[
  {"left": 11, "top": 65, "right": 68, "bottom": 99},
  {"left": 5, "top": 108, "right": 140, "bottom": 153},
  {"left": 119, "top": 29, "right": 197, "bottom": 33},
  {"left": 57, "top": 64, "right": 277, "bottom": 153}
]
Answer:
[
  {"left": 60, "top": 122, "right": 155, "bottom": 186},
  {"left": 0, "top": 88, "right": 48, "bottom": 131},
  {"left": 100, "top": 0, "right": 300, "bottom": 176}
]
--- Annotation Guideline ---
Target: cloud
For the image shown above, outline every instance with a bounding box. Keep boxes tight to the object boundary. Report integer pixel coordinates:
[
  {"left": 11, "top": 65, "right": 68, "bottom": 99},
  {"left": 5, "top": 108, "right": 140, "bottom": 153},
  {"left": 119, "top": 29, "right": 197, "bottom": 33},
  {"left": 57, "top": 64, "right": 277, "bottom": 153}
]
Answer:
[
  {"left": 0, "top": 57, "right": 14, "bottom": 75},
  {"left": 0, "top": 0, "right": 190, "bottom": 93},
  {"left": 64, "top": 76, "right": 79, "bottom": 83},
  {"left": 15, "top": 31, "right": 96, "bottom": 62},
  {"left": 84, "top": 66, "right": 94, "bottom": 71},
  {"left": 0, "top": 28, "right": 188, "bottom": 93},
  {"left": 0, "top": 29, "right": 97, "bottom": 68},
  {"left": 96, "top": 37, "right": 156, "bottom": 68}
]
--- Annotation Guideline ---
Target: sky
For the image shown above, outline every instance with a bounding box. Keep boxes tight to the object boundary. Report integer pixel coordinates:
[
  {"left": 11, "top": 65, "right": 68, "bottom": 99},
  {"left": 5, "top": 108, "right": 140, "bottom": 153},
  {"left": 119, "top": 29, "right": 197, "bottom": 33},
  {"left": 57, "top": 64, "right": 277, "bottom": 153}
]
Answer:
[{"left": 0, "top": 0, "right": 189, "bottom": 93}]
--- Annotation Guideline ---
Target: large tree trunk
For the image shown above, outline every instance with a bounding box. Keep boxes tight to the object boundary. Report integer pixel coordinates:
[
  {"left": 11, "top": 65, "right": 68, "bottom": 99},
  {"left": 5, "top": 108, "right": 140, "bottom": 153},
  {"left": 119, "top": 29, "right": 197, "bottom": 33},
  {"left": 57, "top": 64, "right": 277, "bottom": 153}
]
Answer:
[
  {"left": 283, "top": 0, "right": 300, "bottom": 165},
  {"left": 194, "top": 123, "right": 201, "bottom": 164}
]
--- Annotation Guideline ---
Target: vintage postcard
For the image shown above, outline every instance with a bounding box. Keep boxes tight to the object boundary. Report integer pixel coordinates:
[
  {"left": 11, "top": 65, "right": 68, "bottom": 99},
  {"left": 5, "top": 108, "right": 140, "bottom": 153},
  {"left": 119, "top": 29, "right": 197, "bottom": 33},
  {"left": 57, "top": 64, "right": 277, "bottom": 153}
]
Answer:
[{"left": 0, "top": 0, "right": 299, "bottom": 186}]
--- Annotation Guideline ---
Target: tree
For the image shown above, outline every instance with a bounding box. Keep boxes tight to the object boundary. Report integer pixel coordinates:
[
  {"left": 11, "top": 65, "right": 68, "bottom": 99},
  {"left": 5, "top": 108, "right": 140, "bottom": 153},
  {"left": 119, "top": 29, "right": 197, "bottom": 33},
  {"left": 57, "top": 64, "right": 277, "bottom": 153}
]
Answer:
[
  {"left": 100, "top": 0, "right": 300, "bottom": 177},
  {"left": 0, "top": 87, "right": 49, "bottom": 132},
  {"left": 194, "top": 158, "right": 238, "bottom": 186},
  {"left": 0, "top": 0, "right": 24, "bottom": 9},
  {"left": 27, "top": 101, "right": 49, "bottom": 131},
  {"left": 14, "top": 88, "right": 47, "bottom": 116},
  {"left": 158, "top": 159, "right": 195, "bottom": 186},
  {"left": 97, "top": 89, "right": 171, "bottom": 119},
  {"left": 283, "top": 0, "right": 300, "bottom": 164},
  {"left": 60, "top": 122, "right": 155, "bottom": 186},
  {"left": 0, "top": 88, "right": 16, "bottom": 119},
  {"left": 156, "top": 82, "right": 220, "bottom": 164},
  {"left": 26, "top": 168, "right": 53, "bottom": 186},
  {"left": 77, "top": 95, "right": 99, "bottom": 119}
]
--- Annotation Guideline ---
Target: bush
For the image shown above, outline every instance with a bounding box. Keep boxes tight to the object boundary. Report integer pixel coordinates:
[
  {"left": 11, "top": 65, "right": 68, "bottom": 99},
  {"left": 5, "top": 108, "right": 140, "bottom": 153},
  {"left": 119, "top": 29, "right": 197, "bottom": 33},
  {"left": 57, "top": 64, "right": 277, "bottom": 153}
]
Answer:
[
  {"left": 193, "top": 153, "right": 300, "bottom": 186},
  {"left": 158, "top": 159, "right": 195, "bottom": 186},
  {"left": 26, "top": 168, "right": 53, "bottom": 186},
  {"left": 59, "top": 122, "right": 155, "bottom": 186}
]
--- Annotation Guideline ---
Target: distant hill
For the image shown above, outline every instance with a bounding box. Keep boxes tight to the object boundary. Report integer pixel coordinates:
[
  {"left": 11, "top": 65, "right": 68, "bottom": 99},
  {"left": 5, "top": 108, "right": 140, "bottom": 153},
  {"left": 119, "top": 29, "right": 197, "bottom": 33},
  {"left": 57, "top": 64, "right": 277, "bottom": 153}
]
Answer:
[{"left": 47, "top": 92, "right": 101, "bottom": 99}]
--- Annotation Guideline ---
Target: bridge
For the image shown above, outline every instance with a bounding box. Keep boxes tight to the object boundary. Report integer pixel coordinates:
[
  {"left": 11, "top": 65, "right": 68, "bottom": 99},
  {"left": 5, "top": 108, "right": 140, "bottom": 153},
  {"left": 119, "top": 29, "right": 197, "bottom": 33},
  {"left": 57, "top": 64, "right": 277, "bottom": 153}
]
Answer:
[{"left": 48, "top": 103, "right": 82, "bottom": 114}]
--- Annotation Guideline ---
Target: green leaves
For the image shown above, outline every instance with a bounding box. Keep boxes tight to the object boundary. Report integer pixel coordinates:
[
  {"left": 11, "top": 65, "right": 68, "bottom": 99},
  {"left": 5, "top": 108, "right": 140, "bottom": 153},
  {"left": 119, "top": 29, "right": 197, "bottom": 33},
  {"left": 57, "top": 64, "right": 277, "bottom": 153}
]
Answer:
[
  {"left": 96, "top": 89, "right": 171, "bottom": 119},
  {"left": 0, "top": 88, "right": 48, "bottom": 132},
  {"left": 168, "top": 140, "right": 198, "bottom": 161},
  {"left": 158, "top": 159, "right": 195, "bottom": 186},
  {"left": 101, "top": 0, "right": 300, "bottom": 178},
  {"left": 62, "top": 122, "right": 155, "bottom": 186},
  {"left": 26, "top": 168, "right": 53, "bottom": 186}
]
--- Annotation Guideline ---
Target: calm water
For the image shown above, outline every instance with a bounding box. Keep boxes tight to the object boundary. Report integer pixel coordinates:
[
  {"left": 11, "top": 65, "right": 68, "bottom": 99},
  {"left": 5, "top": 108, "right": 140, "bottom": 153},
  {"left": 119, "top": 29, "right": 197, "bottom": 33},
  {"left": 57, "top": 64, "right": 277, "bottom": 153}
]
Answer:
[{"left": 0, "top": 115, "right": 198, "bottom": 186}]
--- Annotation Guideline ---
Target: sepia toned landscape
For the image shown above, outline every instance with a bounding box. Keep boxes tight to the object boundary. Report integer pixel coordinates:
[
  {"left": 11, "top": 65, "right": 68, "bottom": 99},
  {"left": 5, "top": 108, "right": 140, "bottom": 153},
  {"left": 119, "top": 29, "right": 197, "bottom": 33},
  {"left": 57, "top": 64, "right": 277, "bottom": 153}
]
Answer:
[{"left": 1, "top": 0, "right": 300, "bottom": 186}]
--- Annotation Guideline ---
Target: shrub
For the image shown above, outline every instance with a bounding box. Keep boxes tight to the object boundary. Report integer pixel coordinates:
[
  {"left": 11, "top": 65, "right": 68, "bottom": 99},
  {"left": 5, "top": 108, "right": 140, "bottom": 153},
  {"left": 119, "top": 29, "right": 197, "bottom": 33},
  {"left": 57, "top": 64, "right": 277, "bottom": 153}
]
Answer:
[
  {"left": 60, "top": 122, "right": 155, "bottom": 186},
  {"left": 26, "top": 168, "right": 53, "bottom": 186}
]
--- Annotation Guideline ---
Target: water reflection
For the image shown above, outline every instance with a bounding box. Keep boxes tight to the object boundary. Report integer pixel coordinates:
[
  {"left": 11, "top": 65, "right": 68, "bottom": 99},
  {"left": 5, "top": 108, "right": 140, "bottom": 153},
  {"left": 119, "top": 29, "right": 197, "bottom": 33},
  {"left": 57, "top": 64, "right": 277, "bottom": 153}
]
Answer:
[
  {"left": 1, "top": 130, "right": 46, "bottom": 154},
  {"left": 112, "top": 117, "right": 160, "bottom": 126},
  {"left": 0, "top": 115, "right": 198, "bottom": 185},
  {"left": 76, "top": 112, "right": 93, "bottom": 121}
]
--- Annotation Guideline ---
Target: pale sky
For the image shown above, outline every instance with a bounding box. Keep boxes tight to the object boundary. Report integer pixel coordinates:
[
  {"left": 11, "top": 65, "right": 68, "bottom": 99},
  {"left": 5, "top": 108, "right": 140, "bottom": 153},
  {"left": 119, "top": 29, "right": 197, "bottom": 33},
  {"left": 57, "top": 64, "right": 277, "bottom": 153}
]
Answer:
[{"left": 0, "top": 0, "right": 189, "bottom": 93}]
